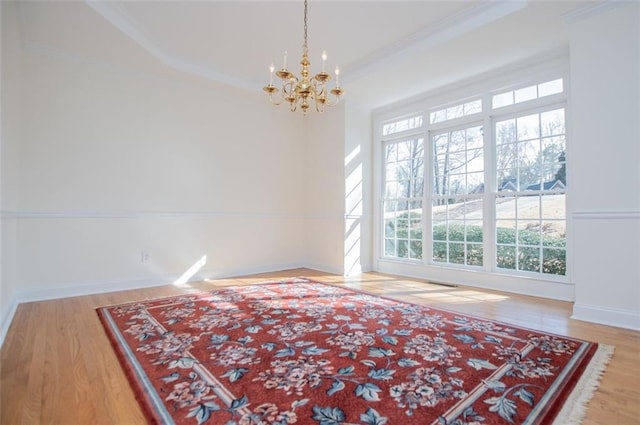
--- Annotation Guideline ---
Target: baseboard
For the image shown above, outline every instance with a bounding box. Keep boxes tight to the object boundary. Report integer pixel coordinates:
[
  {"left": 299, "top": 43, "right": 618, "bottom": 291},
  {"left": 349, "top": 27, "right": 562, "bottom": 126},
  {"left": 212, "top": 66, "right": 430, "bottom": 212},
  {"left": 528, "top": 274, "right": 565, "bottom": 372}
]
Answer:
[
  {"left": 0, "top": 299, "right": 19, "bottom": 349},
  {"left": 4, "top": 263, "right": 309, "bottom": 345},
  {"left": 16, "top": 277, "right": 170, "bottom": 304},
  {"left": 301, "top": 262, "right": 344, "bottom": 276},
  {"left": 202, "top": 262, "right": 307, "bottom": 280},
  {"left": 15, "top": 262, "right": 308, "bottom": 305},
  {"left": 571, "top": 302, "right": 640, "bottom": 331}
]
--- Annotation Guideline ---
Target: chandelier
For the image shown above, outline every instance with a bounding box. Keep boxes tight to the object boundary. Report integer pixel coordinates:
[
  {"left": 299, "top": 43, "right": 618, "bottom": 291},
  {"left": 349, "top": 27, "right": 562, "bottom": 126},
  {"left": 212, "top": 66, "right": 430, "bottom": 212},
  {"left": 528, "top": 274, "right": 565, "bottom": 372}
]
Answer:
[{"left": 263, "top": 0, "right": 344, "bottom": 113}]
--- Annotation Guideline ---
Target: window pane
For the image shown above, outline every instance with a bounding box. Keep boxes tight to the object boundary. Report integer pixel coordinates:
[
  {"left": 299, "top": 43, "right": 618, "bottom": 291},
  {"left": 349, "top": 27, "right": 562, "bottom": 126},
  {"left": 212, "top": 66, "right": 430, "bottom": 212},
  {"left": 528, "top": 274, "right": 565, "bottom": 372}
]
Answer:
[
  {"left": 447, "top": 104, "right": 464, "bottom": 120},
  {"left": 538, "top": 79, "right": 563, "bottom": 97},
  {"left": 432, "top": 221, "right": 446, "bottom": 241},
  {"left": 450, "top": 130, "right": 465, "bottom": 150},
  {"left": 467, "top": 172, "right": 484, "bottom": 194},
  {"left": 497, "top": 245, "right": 516, "bottom": 269},
  {"left": 396, "top": 219, "right": 408, "bottom": 238},
  {"left": 496, "top": 119, "right": 515, "bottom": 145},
  {"left": 541, "top": 109, "right": 565, "bottom": 137},
  {"left": 542, "top": 221, "right": 565, "bottom": 247},
  {"left": 541, "top": 194, "right": 565, "bottom": 219},
  {"left": 519, "top": 247, "right": 540, "bottom": 272},
  {"left": 397, "top": 240, "right": 409, "bottom": 258},
  {"left": 410, "top": 241, "right": 423, "bottom": 259},
  {"left": 409, "top": 221, "right": 421, "bottom": 239},
  {"left": 398, "top": 142, "right": 411, "bottom": 161},
  {"left": 433, "top": 242, "right": 447, "bottom": 262},
  {"left": 385, "top": 143, "right": 397, "bottom": 161},
  {"left": 515, "top": 85, "right": 537, "bottom": 103},
  {"left": 383, "top": 115, "right": 423, "bottom": 135},
  {"left": 385, "top": 239, "right": 395, "bottom": 256},
  {"left": 542, "top": 248, "right": 566, "bottom": 275},
  {"left": 449, "top": 243, "right": 465, "bottom": 264},
  {"left": 497, "top": 142, "right": 517, "bottom": 172},
  {"left": 492, "top": 79, "right": 563, "bottom": 111},
  {"left": 396, "top": 159, "right": 410, "bottom": 181},
  {"left": 496, "top": 197, "right": 517, "bottom": 220},
  {"left": 518, "top": 222, "right": 540, "bottom": 245},
  {"left": 464, "top": 100, "right": 482, "bottom": 115},
  {"left": 466, "top": 244, "right": 483, "bottom": 266},
  {"left": 493, "top": 92, "right": 513, "bottom": 109},
  {"left": 519, "top": 166, "right": 539, "bottom": 190},
  {"left": 449, "top": 222, "right": 464, "bottom": 241},
  {"left": 430, "top": 109, "right": 447, "bottom": 124},
  {"left": 430, "top": 99, "right": 481, "bottom": 124},
  {"left": 385, "top": 182, "right": 398, "bottom": 198},
  {"left": 497, "top": 225, "right": 516, "bottom": 244},
  {"left": 385, "top": 162, "right": 398, "bottom": 182},
  {"left": 466, "top": 220, "right": 483, "bottom": 242},
  {"left": 384, "top": 219, "right": 394, "bottom": 238},
  {"left": 517, "top": 114, "right": 540, "bottom": 140},
  {"left": 467, "top": 126, "right": 483, "bottom": 150},
  {"left": 384, "top": 200, "right": 396, "bottom": 213}
]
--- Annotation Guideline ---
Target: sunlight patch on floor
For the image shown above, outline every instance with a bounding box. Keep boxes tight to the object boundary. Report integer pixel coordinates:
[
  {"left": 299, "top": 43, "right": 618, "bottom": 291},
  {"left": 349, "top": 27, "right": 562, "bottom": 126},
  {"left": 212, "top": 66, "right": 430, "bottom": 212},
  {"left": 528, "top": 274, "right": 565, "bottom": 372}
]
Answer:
[
  {"left": 173, "top": 255, "right": 207, "bottom": 286},
  {"left": 413, "top": 289, "right": 509, "bottom": 304}
]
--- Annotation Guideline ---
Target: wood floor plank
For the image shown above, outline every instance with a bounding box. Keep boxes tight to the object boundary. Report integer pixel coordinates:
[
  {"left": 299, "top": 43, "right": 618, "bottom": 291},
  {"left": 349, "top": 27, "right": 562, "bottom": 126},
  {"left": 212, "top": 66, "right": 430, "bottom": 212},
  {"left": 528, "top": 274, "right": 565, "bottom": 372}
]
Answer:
[{"left": 1, "top": 269, "right": 638, "bottom": 424}]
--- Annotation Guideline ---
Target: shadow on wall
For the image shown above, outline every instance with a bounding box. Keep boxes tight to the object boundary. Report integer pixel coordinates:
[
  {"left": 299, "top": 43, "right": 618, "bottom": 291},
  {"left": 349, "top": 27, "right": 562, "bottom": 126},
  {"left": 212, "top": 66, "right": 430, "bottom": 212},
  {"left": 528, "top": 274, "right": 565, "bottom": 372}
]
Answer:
[{"left": 345, "top": 144, "right": 363, "bottom": 276}]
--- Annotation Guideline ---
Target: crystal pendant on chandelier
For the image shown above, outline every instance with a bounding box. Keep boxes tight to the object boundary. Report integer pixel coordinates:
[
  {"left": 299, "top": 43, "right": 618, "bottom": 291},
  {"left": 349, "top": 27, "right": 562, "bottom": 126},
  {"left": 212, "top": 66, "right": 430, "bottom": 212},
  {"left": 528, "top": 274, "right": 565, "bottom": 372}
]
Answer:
[{"left": 263, "top": 0, "right": 344, "bottom": 113}]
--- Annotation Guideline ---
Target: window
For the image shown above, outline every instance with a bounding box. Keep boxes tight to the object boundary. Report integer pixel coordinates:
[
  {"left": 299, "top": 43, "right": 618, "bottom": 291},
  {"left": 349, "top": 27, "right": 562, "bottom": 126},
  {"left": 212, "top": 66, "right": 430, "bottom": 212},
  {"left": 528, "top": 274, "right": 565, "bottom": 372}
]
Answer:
[
  {"left": 430, "top": 99, "right": 482, "bottom": 124},
  {"left": 382, "top": 115, "right": 423, "bottom": 136},
  {"left": 382, "top": 136, "right": 424, "bottom": 260},
  {"left": 495, "top": 108, "right": 566, "bottom": 275},
  {"left": 432, "top": 125, "right": 484, "bottom": 266},
  {"left": 376, "top": 72, "right": 567, "bottom": 280},
  {"left": 492, "top": 78, "right": 563, "bottom": 109}
]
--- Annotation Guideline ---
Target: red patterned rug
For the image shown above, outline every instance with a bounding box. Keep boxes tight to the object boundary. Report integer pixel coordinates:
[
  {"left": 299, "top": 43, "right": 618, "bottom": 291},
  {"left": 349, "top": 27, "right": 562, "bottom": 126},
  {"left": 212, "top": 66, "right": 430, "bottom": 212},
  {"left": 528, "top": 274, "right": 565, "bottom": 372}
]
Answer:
[{"left": 97, "top": 278, "right": 612, "bottom": 425}]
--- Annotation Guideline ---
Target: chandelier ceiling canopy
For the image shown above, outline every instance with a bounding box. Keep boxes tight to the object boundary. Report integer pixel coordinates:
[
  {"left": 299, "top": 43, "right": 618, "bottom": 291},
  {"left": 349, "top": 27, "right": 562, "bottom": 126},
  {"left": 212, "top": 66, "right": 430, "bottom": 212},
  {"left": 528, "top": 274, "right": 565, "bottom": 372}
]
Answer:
[{"left": 263, "top": 0, "right": 344, "bottom": 114}]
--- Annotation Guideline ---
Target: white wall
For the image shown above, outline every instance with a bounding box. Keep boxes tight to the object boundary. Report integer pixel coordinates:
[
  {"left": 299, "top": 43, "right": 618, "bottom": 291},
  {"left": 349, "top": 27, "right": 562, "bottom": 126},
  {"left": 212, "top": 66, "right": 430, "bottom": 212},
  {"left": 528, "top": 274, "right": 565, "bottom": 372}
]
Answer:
[
  {"left": 9, "top": 43, "right": 308, "bottom": 306},
  {"left": 567, "top": 2, "right": 640, "bottom": 330},
  {"left": 302, "top": 100, "right": 374, "bottom": 276},
  {"left": 304, "top": 104, "right": 346, "bottom": 274},
  {"left": 1, "top": 1, "right": 23, "bottom": 342},
  {"left": 344, "top": 101, "right": 373, "bottom": 275}
]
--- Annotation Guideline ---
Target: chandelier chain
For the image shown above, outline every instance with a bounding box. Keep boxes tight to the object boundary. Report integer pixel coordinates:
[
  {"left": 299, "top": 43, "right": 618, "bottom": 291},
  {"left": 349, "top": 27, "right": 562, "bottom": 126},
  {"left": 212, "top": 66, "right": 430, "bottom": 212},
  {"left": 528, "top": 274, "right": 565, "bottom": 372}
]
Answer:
[{"left": 303, "top": 0, "right": 308, "bottom": 52}]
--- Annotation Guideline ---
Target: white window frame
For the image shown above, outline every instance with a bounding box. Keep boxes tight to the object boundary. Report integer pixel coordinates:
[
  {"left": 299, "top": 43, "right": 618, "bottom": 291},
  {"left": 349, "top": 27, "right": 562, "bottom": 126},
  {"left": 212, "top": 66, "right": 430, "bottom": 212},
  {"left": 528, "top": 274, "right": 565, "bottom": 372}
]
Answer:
[{"left": 372, "top": 55, "right": 572, "bottom": 300}]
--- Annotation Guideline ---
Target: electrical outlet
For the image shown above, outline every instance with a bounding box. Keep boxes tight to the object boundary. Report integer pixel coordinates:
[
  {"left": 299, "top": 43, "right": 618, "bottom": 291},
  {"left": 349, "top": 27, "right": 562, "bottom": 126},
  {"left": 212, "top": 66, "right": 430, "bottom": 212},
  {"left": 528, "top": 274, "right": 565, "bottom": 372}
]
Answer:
[{"left": 141, "top": 251, "right": 150, "bottom": 263}]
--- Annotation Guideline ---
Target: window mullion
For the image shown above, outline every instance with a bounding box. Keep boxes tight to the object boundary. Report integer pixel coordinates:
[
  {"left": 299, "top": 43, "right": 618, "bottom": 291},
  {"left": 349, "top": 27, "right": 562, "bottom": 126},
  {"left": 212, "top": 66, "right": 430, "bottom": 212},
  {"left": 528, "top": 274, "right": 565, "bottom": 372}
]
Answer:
[
  {"left": 483, "top": 96, "right": 497, "bottom": 273},
  {"left": 424, "top": 128, "right": 433, "bottom": 266}
]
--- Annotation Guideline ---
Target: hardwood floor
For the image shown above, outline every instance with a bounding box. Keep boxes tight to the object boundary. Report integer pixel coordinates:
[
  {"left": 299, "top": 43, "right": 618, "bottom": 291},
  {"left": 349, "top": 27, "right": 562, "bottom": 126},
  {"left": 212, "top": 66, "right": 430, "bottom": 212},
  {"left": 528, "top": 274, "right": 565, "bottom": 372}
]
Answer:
[{"left": 1, "top": 268, "right": 638, "bottom": 424}]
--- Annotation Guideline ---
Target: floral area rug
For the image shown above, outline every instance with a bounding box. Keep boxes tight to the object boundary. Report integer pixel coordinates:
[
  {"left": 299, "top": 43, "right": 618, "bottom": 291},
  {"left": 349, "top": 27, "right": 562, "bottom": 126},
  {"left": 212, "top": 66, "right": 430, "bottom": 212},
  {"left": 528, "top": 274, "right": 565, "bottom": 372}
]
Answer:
[{"left": 96, "top": 278, "right": 612, "bottom": 425}]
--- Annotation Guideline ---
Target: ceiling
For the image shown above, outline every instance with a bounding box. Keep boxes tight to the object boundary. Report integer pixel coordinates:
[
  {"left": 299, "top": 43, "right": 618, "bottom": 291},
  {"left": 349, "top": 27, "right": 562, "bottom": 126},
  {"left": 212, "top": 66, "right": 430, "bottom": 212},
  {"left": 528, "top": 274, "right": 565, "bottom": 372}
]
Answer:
[{"left": 16, "top": 0, "right": 596, "bottom": 109}]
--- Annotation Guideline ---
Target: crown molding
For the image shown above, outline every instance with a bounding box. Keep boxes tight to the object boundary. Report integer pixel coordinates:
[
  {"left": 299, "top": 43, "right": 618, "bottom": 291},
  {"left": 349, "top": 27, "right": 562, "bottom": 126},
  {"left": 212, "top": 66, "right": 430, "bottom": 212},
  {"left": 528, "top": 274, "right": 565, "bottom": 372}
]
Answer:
[
  {"left": 0, "top": 209, "right": 304, "bottom": 220},
  {"left": 85, "top": 0, "right": 529, "bottom": 89},
  {"left": 563, "top": 0, "right": 623, "bottom": 25},
  {"left": 84, "top": 0, "right": 255, "bottom": 91},
  {"left": 344, "top": 0, "right": 529, "bottom": 82}
]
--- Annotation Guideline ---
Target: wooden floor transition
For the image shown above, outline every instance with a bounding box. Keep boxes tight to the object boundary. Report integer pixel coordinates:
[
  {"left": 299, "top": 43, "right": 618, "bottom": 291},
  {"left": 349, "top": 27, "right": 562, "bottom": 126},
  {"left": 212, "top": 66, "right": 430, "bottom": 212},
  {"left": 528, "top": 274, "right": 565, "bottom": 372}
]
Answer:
[{"left": 1, "top": 269, "right": 638, "bottom": 424}]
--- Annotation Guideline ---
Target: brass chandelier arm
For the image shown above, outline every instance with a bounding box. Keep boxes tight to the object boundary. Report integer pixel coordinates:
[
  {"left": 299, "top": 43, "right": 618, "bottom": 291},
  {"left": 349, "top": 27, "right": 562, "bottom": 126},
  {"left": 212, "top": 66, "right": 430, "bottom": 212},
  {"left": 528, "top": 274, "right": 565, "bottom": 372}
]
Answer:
[{"left": 262, "top": 0, "right": 343, "bottom": 114}]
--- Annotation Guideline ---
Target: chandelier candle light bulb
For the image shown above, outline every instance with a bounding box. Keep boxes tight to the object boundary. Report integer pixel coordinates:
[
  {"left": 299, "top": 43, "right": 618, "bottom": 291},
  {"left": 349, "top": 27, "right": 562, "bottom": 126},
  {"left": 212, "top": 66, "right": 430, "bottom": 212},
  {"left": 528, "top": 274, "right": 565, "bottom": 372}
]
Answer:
[{"left": 263, "top": 0, "right": 344, "bottom": 113}]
